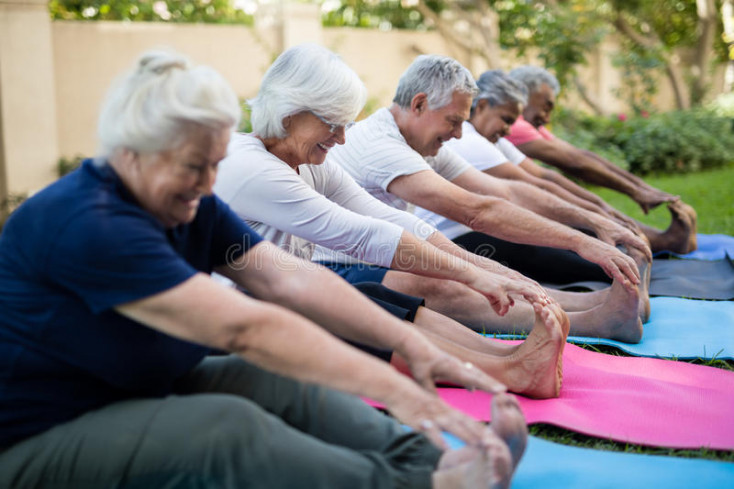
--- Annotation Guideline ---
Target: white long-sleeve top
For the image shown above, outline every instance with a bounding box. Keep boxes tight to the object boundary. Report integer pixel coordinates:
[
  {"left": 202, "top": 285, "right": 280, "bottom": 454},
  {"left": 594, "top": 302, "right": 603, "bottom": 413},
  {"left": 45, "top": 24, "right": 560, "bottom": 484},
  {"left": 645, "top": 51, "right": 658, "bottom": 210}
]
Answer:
[{"left": 214, "top": 133, "right": 437, "bottom": 268}]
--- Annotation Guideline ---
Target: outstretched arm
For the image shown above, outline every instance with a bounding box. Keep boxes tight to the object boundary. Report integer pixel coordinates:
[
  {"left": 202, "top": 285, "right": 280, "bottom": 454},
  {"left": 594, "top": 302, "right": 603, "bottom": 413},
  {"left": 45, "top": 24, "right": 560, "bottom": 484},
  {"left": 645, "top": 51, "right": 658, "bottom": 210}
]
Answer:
[
  {"left": 452, "top": 167, "right": 650, "bottom": 258},
  {"left": 518, "top": 158, "right": 641, "bottom": 229},
  {"left": 389, "top": 230, "right": 550, "bottom": 316},
  {"left": 517, "top": 137, "right": 675, "bottom": 213},
  {"left": 489, "top": 161, "right": 605, "bottom": 214},
  {"left": 425, "top": 229, "right": 540, "bottom": 285},
  {"left": 387, "top": 170, "right": 640, "bottom": 288},
  {"left": 518, "top": 158, "right": 612, "bottom": 211}
]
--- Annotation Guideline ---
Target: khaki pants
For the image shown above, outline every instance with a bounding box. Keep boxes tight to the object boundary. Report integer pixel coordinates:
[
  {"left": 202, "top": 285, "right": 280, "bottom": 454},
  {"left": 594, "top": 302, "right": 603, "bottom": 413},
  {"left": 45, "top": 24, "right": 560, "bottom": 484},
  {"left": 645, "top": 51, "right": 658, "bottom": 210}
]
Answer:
[{"left": 0, "top": 356, "right": 441, "bottom": 488}]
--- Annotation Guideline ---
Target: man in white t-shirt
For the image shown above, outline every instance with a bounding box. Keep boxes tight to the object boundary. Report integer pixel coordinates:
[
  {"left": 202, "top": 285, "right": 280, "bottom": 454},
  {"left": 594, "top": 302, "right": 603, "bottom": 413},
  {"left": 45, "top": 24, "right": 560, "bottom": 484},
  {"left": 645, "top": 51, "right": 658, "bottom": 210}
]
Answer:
[{"left": 327, "top": 55, "right": 647, "bottom": 343}]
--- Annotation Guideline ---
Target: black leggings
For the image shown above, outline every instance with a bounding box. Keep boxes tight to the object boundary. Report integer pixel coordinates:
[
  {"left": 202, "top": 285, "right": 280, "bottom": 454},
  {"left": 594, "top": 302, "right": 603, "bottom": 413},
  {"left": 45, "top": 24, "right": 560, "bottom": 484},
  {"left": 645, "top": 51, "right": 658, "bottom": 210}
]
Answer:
[
  {"left": 343, "top": 282, "right": 425, "bottom": 361},
  {"left": 453, "top": 232, "right": 612, "bottom": 285}
]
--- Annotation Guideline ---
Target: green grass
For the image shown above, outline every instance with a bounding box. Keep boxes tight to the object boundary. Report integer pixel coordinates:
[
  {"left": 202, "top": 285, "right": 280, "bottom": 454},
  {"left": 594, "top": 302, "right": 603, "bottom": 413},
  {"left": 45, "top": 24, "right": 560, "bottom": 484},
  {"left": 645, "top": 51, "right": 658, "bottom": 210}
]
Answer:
[{"left": 526, "top": 165, "right": 734, "bottom": 460}]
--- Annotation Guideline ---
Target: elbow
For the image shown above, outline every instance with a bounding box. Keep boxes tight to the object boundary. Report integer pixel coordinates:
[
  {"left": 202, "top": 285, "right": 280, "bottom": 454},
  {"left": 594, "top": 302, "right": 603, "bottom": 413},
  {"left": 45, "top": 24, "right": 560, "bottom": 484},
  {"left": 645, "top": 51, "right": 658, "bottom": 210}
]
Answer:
[{"left": 220, "top": 302, "right": 292, "bottom": 354}]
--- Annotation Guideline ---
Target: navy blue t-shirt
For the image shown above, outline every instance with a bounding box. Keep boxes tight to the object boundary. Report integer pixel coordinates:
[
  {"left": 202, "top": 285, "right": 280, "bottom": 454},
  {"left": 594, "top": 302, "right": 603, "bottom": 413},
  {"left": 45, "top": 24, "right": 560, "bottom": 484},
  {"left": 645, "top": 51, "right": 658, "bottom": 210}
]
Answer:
[{"left": 0, "top": 159, "right": 262, "bottom": 447}]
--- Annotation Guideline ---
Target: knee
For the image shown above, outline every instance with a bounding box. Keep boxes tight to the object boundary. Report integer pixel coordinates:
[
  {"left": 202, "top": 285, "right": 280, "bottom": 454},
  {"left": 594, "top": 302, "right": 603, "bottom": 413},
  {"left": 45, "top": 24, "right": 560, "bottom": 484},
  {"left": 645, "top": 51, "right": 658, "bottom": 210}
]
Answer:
[{"left": 421, "top": 278, "right": 476, "bottom": 305}]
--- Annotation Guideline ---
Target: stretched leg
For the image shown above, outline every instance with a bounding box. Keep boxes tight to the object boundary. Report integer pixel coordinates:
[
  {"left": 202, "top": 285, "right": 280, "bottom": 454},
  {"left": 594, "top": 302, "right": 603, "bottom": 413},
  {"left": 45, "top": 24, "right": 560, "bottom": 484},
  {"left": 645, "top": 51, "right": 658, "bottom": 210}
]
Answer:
[
  {"left": 398, "top": 303, "right": 567, "bottom": 399},
  {"left": 546, "top": 287, "right": 610, "bottom": 312},
  {"left": 0, "top": 357, "right": 450, "bottom": 489},
  {"left": 0, "top": 392, "right": 441, "bottom": 489},
  {"left": 383, "top": 268, "right": 641, "bottom": 343},
  {"left": 565, "top": 279, "right": 643, "bottom": 343},
  {"left": 382, "top": 270, "right": 535, "bottom": 333}
]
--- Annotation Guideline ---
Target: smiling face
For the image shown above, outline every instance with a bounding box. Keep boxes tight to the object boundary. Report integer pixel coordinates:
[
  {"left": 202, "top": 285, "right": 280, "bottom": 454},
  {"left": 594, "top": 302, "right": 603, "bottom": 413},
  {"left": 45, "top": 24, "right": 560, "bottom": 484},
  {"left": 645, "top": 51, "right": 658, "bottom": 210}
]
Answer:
[
  {"left": 270, "top": 111, "right": 346, "bottom": 168},
  {"left": 122, "top": 125, "right": 231, "bottom": 228},
  {"left": 406, "top": 91, "right": 473, "bottom": 157},
  {"left": 523, "top": 83, "right": 556, "bottom": 128},
  {"left": 470, "top": 99, "right": 522, "bottom": 143}
]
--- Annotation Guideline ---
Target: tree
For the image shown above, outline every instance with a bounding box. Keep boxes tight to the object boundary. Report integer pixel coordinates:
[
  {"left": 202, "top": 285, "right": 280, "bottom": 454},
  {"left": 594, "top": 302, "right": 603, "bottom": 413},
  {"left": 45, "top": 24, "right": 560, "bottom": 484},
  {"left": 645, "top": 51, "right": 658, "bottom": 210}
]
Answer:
[
  {"left": 48, "top": 0, "right": 253, "bottom": 24},
  {"left": 322, "top": 0, "right": 729, "bottom": 112}
]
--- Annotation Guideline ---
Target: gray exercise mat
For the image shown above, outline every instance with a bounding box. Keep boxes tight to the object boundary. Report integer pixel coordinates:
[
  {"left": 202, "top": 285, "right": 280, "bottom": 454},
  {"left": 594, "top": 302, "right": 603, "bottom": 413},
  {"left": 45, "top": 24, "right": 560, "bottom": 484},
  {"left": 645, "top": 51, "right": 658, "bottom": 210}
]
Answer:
[{"left": 544, "top": 255, "right": 734, "bottom": 300}]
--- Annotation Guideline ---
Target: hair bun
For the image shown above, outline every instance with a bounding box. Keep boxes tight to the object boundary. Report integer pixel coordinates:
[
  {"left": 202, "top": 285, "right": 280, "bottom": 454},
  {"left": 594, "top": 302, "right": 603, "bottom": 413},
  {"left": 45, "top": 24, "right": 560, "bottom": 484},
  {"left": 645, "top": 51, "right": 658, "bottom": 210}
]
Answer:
[{"left": 137, "top": 51, "right": 189, "bottom": 75}]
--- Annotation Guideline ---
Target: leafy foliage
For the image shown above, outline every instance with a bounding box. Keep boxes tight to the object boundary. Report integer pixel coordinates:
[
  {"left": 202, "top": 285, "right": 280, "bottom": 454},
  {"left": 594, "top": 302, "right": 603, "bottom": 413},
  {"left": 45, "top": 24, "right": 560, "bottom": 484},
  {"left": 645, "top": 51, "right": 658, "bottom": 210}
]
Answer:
[
  {"left": 48, "top": 0, "right": 253, "bottom": 24},
  {"left": 553, "top": 107, "right": 734, "bottom": 174},
  {"left": 495, "top": 0, "right": 609, "bottom": 89},
  {"left": 321, "top": 0, "right": 442, "bottom": 30}
]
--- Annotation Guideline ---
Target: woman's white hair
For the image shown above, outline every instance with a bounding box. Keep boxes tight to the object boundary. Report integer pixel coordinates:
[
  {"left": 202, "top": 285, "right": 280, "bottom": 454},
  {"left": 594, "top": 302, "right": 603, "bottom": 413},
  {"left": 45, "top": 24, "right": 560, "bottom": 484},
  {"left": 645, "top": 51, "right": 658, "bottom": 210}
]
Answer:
[
  {"left": 249, "top": 43, "right": 367, "bottom": 139},
  {"left": 508, "top": 65, "right": 561, "bottom": 96},
  {"left": 472, "top": 70, "right": 528, "bottom": 114},
  {"left": 97, "top": 49, "right": 241, "bottom": 158},
  {"left": 393, "top": 55, "right": 477, "bottom": 110}
]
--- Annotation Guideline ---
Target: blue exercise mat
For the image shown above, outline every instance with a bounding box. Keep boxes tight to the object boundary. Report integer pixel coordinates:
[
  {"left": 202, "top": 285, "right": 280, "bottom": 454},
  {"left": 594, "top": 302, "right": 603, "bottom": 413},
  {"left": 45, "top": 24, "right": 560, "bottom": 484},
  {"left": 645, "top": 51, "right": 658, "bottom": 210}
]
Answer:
[
  {"left": 494, "top": 297, "right": 734, "bottom": 360},
  {"left": 440, "top": 433, "right": 734, "bottom": 489},
  {"left": 655, "top": 233, "right": 734, "bottom": 260}
]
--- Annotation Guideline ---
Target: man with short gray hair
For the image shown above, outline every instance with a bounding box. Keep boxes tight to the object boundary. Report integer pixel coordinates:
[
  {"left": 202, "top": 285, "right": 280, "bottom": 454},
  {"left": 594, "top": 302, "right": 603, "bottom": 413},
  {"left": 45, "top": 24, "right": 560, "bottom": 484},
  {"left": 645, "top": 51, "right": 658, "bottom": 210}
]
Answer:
[{"left": 322, "top": 55, "right": 649, "bottom": 343}]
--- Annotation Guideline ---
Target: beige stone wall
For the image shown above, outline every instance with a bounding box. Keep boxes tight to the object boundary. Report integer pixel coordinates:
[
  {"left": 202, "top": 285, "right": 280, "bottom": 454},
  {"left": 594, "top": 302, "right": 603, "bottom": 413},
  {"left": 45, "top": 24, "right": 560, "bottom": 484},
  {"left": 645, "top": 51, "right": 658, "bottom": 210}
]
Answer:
[
  {"left": 0, "top": 0, "right": 59, "bottom": 202},
  {"left": 52, "top": 21, "right": 276, "bottom": 159}
]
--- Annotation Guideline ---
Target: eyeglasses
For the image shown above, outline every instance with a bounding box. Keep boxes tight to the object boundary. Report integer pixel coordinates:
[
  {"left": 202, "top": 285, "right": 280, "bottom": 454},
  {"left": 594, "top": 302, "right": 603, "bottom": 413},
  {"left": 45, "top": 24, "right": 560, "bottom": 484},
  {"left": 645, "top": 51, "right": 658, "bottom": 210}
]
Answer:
[{"left": 311, "top": 112, "right": 355, "bottom": 134}]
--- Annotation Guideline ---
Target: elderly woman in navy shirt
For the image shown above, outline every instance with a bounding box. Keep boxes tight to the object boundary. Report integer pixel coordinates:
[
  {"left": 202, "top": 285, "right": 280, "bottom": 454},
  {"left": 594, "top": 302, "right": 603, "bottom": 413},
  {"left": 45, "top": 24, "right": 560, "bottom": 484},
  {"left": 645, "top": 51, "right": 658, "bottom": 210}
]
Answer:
[{"left": 0, "top": 50, "right": 527, "bottom": 488}]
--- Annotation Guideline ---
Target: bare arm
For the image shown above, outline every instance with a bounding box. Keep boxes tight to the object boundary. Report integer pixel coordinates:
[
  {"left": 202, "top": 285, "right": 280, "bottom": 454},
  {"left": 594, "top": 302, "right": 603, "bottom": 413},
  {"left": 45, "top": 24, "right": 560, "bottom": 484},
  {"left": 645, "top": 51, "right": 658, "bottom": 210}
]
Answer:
[
  {"left": 452, "top": 168, "right": 649, "bottom": 258},
  {"left": 516, "top": 138, "right": 642, "bottom": 198},
  {"left": 519, "top": 159, "right": 612, "bottom": 211},
  {"left": 425, "top": 230, "right": 542, "bottom": 285},
  {"left": 518, "top": 159, "right": 642, "bottom": 230},
  {"left": 387, "top": 170, "right": 640, "bottom": 287},
  {"left": 390, "top": 230, "right": 549, "bottom": 315},
  {"left": 488, "top": 161, "right": 605, "bottom": 215},
  {"left": 518, "top": 138, "right": 676, "bottom": 213},
  {"left": 221, "top": 242, "right": 505, "bottom": 392}
]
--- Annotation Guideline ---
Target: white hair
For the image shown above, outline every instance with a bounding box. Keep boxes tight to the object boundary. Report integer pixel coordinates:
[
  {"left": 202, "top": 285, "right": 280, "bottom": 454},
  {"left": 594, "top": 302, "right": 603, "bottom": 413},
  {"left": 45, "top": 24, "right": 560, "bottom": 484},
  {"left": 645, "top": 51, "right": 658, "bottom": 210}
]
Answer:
[
  {"left": 249, "top": 44, "right": 367, "bottom": 139},
  {"left": 472, "top": 70, "right": 528, "bottom": 114},
  {"left": 97, "top": 49, "right": 241, "bottom": 157},
  {"left": 508, "top": 65, "right": 561, "bottom": 96},
  {"left": 393, "top": 55, "right": 477, "bottom": 110}
]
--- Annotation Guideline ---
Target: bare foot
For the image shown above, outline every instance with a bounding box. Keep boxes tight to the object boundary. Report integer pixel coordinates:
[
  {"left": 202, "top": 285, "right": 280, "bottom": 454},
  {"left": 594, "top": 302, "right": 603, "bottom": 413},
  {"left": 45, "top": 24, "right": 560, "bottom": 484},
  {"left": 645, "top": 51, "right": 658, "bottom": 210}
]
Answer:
[
  {"left": 433, "top": 393, "right": 526, "bottom": 489},
  {"left": 489, "top": 393, "right": 529, "bottom": 469},
  {"left": 433, "top": 437, "right": 512, "bottom": 489},
  {"left": 635, "top": 188, "right": 678, "bottom": 214},
  {"left": 568, "top": 279, "right": 643, "bottom": 343},
  {"left": 502, "top": 303, "right": 567, "bottom": 399},
  {"left": 547, "top": 287, "right": 609, "bottom": 312},
  {"left": 627, "top": 247, "right": 651, "bottom": 323},
  {"left": 651, "top": 200, "right": 698, "bottom": 254}
]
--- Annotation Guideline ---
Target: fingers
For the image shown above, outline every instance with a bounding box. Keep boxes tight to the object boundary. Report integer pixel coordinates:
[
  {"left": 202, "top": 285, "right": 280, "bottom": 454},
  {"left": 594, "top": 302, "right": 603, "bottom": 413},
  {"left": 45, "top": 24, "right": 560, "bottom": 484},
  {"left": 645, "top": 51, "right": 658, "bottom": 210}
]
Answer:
[
  {"left": 621, "top": 233, "right": 652, "bottom": 261},
  {"left": 411, "top": 401, "right": 487, "bottom": 448},
  {"left": 605, "top": 254, "right": 640, "bottom": 290},
  {"left": 447, "top": 360, "right": 507, "bottom": 395}
]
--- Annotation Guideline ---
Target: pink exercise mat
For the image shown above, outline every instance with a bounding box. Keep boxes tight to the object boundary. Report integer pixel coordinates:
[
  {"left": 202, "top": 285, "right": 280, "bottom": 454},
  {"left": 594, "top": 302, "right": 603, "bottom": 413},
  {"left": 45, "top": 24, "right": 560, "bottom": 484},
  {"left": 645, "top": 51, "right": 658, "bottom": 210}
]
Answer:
[{"left": 368, "top": 343, "right": 734, "bottom": 450}]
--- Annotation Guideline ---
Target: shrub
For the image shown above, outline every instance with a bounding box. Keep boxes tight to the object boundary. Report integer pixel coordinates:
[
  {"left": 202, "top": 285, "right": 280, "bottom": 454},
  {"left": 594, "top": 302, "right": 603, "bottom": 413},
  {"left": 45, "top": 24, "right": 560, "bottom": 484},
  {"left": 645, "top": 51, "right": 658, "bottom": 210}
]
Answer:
[{"left": 553, "top": 108, "right": 734, "bottom": 175}]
